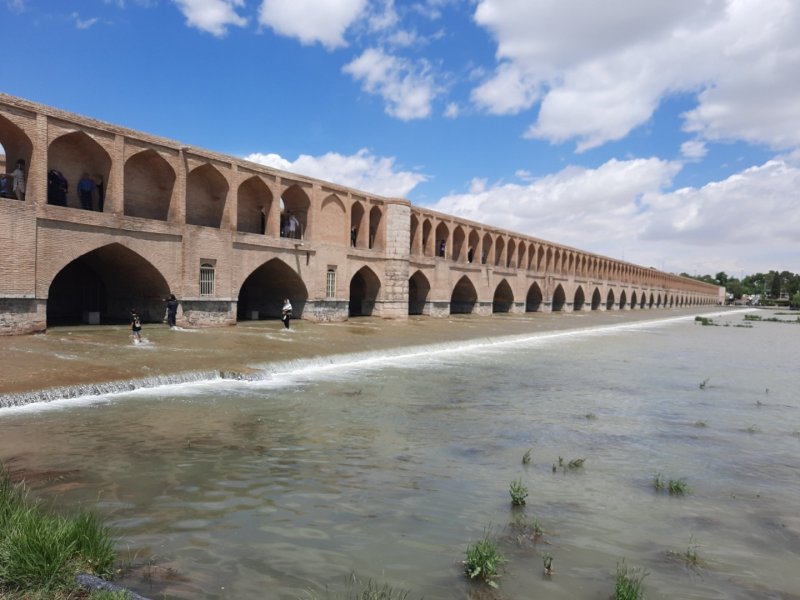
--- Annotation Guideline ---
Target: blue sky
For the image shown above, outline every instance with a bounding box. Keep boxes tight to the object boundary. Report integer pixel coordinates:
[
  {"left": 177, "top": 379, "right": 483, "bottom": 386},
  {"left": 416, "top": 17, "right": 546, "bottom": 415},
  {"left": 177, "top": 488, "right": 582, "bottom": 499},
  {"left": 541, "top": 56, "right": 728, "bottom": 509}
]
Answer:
[{"left": 4, "top": 0, "right": 799, "bottom": 277}]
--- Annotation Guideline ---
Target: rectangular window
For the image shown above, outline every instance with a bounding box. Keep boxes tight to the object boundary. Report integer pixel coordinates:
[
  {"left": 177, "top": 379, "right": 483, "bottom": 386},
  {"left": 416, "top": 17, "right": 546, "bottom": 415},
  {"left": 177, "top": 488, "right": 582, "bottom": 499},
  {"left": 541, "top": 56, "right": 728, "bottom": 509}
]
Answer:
[
  {"left": 200, "top": 261, "right": 215, "bottom": 296},
  {"left": 326, "top": 268, "right": 336, "bottom": 299}
]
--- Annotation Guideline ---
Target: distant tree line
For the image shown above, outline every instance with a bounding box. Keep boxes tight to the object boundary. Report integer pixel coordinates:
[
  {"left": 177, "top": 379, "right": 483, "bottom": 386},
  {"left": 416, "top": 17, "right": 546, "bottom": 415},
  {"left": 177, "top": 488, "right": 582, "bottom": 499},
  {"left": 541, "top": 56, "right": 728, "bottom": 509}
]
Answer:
[{"left": 680, "top": 270, "right": 800, "bottom": 307}]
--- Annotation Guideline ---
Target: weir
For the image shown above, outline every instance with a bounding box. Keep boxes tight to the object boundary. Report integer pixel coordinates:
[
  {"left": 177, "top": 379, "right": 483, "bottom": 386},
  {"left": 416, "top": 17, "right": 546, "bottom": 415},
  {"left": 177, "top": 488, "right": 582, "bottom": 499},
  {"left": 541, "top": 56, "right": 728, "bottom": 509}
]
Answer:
[{"left": 0, "top": 93, "right": 723, "bottom": 336}]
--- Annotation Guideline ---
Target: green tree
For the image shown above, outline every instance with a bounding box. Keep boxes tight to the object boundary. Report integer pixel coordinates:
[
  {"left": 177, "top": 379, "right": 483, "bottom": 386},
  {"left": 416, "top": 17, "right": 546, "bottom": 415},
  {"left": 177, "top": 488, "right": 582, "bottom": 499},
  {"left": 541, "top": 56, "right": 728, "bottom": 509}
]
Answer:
[
  {"left": 715, "top": 271, "right": 729, "bottom": 287},
  {"left": 770, "top": 270, "right": 782, "bottom": 299}
]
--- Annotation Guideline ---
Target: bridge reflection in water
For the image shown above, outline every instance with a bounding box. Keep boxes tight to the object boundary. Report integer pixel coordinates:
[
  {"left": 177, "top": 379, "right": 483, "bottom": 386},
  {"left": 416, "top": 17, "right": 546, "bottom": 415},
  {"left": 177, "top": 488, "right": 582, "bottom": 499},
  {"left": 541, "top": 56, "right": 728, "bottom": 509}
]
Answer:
[{"left": 0, "top": 93, "right": 722, "bottom": 335}]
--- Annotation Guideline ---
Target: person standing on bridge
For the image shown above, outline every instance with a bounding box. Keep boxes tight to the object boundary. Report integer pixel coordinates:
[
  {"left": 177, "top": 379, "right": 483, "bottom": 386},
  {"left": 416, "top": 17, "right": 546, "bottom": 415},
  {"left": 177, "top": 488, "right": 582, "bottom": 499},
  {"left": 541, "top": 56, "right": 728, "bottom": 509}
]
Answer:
[
  {"left": 7, "top": 159, "right": 26, "bottom": 201},
  {"left": 78, "top": 172, "right": 96, "bottom": 211}
]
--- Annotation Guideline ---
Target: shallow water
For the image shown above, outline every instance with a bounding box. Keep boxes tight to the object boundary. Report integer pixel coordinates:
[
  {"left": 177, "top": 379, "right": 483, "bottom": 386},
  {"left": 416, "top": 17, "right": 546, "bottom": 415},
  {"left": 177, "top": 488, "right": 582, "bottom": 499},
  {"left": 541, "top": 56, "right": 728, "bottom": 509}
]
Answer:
[{"left": 1, "top": 310, "right": 799, "bottom": 599}]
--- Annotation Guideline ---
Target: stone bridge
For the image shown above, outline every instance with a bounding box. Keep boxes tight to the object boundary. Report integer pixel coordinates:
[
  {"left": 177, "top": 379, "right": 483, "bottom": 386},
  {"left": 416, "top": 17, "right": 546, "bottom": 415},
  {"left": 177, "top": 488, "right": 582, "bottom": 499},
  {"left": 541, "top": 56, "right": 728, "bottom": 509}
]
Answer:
[{"left": 0, "top": 94, "right": 722, "bottom": 335}]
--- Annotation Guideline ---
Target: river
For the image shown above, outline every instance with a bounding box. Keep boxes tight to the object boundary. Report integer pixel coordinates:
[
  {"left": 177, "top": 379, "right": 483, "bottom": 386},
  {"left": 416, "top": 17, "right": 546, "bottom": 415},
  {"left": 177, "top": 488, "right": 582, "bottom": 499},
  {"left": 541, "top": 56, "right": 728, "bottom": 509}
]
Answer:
[{"left": 0, "top": 308, "right": 798, "bottom": 599}]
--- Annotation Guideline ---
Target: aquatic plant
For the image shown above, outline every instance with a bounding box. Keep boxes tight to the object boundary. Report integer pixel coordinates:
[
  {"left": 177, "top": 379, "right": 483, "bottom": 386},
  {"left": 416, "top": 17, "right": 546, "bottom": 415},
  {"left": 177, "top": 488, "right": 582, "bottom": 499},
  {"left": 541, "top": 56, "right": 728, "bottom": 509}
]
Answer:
[
  {"left": 614, "top": 561, "right": 647, "bottom": 600},
  {"left": 684, "top": 536, "right": 701, "bottom": 567},
  {"left": 694, "top": 316, "right": 716, "bottom": 326},
  {"left": 585, "top": 413, "right": 597, "bottom": 420},
  {"left": 568, "top": 458, "right": 585, "bottom": 469},
  {"left": 509, "top": 512, "right": 543, "bottom": 542},
  {"left": 653, "top": 474, "right": 689, "bottom": 495},
  {"left": 299, "top": 573, "right": 414, "bottom": 600},
  {"left": 464, "top": 535, "right": 506, "bottom": 587},
  {"left": 693, "top": 421, "right": 707, "bottom": 428},
  {"left": 542, "top": 553, "right": 554, "bottom": 576},
  {"left": 522, "top": 449, "right": 532, "bottom": 464},
  {"left": 509, "top": 478, "right": 528, "bottom": 506},
  {"left": 667, "top": 479, "right": 690, "bottom": 495},
  {"left": 746, "top": 425, "right": 761, "bottom": 433},
  {"left": 699, "top": 378, "right": 710, "bottom": 389},
  {"left": 0, "top": 469, "right": 116, "bottom": 595},
  {"left": 744, "top": 314, "right": 762, "bottom": 321}
]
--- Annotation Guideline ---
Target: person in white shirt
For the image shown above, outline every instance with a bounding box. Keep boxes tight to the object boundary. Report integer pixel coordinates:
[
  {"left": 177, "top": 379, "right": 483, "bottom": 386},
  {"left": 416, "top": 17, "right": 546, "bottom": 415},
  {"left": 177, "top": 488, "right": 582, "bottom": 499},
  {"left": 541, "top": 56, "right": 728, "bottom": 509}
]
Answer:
[{"left": 281, "top": 298, "right": 293, "bottom": 329}]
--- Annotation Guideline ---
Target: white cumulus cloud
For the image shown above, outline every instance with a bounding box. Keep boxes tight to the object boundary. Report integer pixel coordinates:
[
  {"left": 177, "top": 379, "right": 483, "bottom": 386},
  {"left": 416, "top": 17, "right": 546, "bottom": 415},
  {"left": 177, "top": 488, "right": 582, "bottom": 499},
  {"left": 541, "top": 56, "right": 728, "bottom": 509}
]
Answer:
[
  {"left": 471, "top": 0, "right": 800, "bottom": 152},
  {"left": 258, "top": 0, "right": 367, "bottom": 49},
  {"left": 343, "top": 47, "right": 441, "bottom": 120},
  {"left": 172, "top": 0, "right": 247, "bottom": 37},
  {"left": 244, "top": 148, "right": 428, "bottom": 198}
]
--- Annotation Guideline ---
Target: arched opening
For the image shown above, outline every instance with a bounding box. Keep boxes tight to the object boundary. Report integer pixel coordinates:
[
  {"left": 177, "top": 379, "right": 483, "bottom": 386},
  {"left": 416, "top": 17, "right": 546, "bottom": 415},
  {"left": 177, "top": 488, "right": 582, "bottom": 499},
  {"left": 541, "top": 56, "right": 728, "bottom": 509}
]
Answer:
[
  {"left": 467, "top": 230, "right": 480, "bottom": 263},
  {"left": 435, "top": 222, "right": 449, "bottom": 258},
  {"left": 47, "top": 243, "right": 170, "bottom": 326},
  {"left": 237, "top": 176, "right": 273, "bottom": 235},
  {"left": 526, "top": 282, "right": 543, "bottom": 312},
  {"left": 408, "top": 270, "right": 430, "bottom": 315},
  {"left": 481, "top": 233, "right": 492, "bottom": 265},
  {"left": 619, "top": 290, "right": 627, "bottom": 310},
  {"left": 349, "top": 267, "right": 381, "bottom": 317},
  {"left": 319, "top": 194, "right": 347, "bottom": 245},
  {"left": 640, "top": 293, "right": 647, "bottom": 309},
  {"left": 506, "top": 240, "right": 516, "bottom": 268},
  {"left": 409, "top": 213, "right": 420, "bottom": 254},
  {"left": 369, "top": 205, "right": 383, "bottom": 250},
  {"left": 493, "top": 279, "right": 514, "bottom": 313},
  {"left": 124, "top": 149, "right": 175, "bottom": 221},
  {"left": 351, "top": 201, "right": 366, "bottom": 248},
  {"left": 0, "top": 115, "right": 33, "bottom": 200},
  {"left": 649, "top": 293, "right": 655, "bottom": 308},
  {"left": 186, "top": 164, "right": 227, "bottom": 228},
  {"left": 605, "top": 289, "right": 615, "bottom": 310},
  {"left": 450, "top": 275, "right": 477, "bottom": 314},
  {"left": 452, "top": 226, "right": 466, "bottom": 262},
  {"left": 421, "top": 219, "right": 433, "bottom": 256},
  {"left": 237, "top": 258, "right": 308, "bottom": 321},
  {"left": 656, "top": 293, "right": 662, "bottom": 308},
  {"left": 591, "top": 288, "right": 602, "bottom": 310},
  {"left": 48, "top": 131, "right": 111, "bottom": 211},
  {"left": 280, "top": 184, "right": 310, "bottom": 239},
  {"left": 574, "top": 286, "right": 585, "bottom": 311},
  {"left": 494, "top": 237, "right": 505, "bottom": 266},
  {"left": 631, "top": 291, "right": 638, "bottom": 309},
  {"left": 552, "top": 285, "right": 566, "bottom": 312}
]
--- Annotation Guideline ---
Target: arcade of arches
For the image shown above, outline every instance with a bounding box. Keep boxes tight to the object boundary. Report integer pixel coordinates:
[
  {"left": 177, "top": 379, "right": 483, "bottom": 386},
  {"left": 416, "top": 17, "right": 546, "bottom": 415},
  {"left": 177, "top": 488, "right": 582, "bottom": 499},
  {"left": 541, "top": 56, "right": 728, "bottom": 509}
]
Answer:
[{"left": 0, "top": 93, "right": 723, "bottom": 335}]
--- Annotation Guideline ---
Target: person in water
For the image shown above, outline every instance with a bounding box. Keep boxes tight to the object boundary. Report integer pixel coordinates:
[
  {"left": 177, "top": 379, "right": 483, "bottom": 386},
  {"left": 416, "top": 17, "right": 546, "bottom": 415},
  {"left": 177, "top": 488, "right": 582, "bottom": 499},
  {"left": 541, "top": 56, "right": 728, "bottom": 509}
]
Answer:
[
  {"left": 281, "top": 298, "right": 292, "bottom": 329},
  {"left": 165, "top": 294, "right": 179, "bottom": 328},
  {"left": 130, "top": 308, "right": 142, "bottom": 342}
]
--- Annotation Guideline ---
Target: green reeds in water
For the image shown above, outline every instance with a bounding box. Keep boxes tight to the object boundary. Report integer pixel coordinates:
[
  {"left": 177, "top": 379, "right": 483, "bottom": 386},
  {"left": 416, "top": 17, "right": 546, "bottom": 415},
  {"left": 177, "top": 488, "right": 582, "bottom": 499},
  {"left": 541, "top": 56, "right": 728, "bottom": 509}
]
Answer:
[
  {"left": 653, "top": 473, "right": 690, "bottom": 495},
  {"left": 0, "top": 469, "right": 116, "bottom": 595},
  {"left": 464, "top": 535, "right": 506, "bottom": 588},
  {"left": 614, "top": 561, "right": 648, "bottom": 600},
  {"left": 509, "top": 478, "right": 528, "bottom": 506}
]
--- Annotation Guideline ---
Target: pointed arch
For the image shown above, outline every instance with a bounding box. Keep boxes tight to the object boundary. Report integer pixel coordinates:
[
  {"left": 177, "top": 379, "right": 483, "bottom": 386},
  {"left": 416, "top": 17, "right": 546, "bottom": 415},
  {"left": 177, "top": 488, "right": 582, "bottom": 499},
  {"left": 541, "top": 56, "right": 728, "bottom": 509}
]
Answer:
[
  {"left": 352, "top": 201, "right": 366, "bottom": 248},
  {"left": 0, "top": 114, "right": 33, "bottom": 193},
  {"left": 605, "top": 289, "right": 615, "bottom": 310},
  {"left": 574, "top": 286, "right": 586, "bottom": 311},
  {"left": 591, "top": 288, "right": 602, "bottom": 310},
  {"left": 349, "top": 266, "right": 381, "bottom": 317},
  {"left": 494, "top": 236, "right": 505, "bottom": 266},
  {"left": 47, "top": 243, "right": 170, "bottom": 326},
  {"left": 552, "top": 284, "right": 566, "bottom": 312},
  {"left": 238, "top": 258, "right": 309, "bottom": 320},
  {"left": 451, "top": 275, "right": 477, "bottom": 314},
  {"left": 467, "top": 230, "right": 480, "bottom": 263},
  {"left": 526, "top": 282, "right": 543, "bottom": 312},
  {"left": 48, "top": 131, "right": 111, "bottom": 211},
  {"left": 481, "top": 233, "right": 492, "bottom": 265},
  {"left": 435, "top": 222, "right": 449, "bottom": 258},
  {"left": 452, "top": 225, "right": 466, "bottom": 262},
  {"left": 280, "top": 184, "right": 310, "bottom": 239},
  {"left": 631, "top": 291, "right": 638, "bottom": 309},
  {"left": 408, "top": 270, "right": 431, "bottom": 315},
  {"left": 618, "top": 290, "right": 627, "bottom": 310},
  {"left": 493, "top": 279, "right": 514, "bottom": 313},
  {"left": 409, "top": 213, "right": 420, "bottom": 254},
  {"left": 421, "top": 218, "right": 433, "bottom": 256},
  {"left": 319, "top": 194, "right": 347, "bottom": 245},
  {"left": 369, "top": 205, "right": 384, "bottom": 250},
  {"left": 125, "top": 149, "right": 176, "bottom": 221},
  {"left": 187, "top": 163, "right": 227, "bottom": 228}
]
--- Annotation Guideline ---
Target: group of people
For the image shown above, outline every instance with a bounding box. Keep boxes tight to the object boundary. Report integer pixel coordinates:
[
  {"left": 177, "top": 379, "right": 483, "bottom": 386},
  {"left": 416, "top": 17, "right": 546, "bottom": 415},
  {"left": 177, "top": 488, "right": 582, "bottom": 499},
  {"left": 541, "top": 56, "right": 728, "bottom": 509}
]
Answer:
[
  {"left": 1, "top": 159, "right": 26, "bottom": 201},
  {"left": 47, "top": 170, "right": 104, "bottom": 210},
  {"left": 129, "top": 295, "right": 293, "bottom": 342}
]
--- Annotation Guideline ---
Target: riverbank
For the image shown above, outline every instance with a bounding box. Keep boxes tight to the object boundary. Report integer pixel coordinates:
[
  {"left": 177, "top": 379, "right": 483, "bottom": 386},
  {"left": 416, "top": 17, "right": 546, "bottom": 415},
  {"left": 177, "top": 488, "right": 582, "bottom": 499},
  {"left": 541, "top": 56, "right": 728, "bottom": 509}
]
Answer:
[{"left": 0, "top": 307, "right": 730, "bottom": 405}]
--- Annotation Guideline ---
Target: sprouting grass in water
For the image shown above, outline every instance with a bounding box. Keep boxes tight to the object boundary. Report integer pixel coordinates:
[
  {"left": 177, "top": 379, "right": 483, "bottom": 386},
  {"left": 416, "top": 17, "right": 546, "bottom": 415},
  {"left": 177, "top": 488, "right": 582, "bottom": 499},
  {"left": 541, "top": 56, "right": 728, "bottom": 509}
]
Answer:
[
  {"left": 585, "top": 412, "right": 597, "bottom": 420},
  {"left": 693, "top": 420, "right": 707, "bottom": 428},
  {"left": 299, "top": 573, "right": 414, "bottom": 600},
  {"left": 653, "top": 474, "right": 690, "bottom": 495},
  {"left": 542, "top": 553, "right": 554, "bottom": 576},
  {"left": 684, "top": 536, "right": 701, "bottom": 567},
  {"left": 699, "top": 378, "right": 710, "bottom": 389},
  {"left": 614, "top": 561, "right": 648, "bottom": 600},
  {"left": 568, "top": 458, "right": 585, "bottom": 469},
  {"left": 522, "top": 448, "right": 532, "bottom": 464},
  {"left": 509, "top": 478, "right": 528, "bottom": 506},
  {"left": 694, "top": 316, "right": 717, "bottom": 326},
  {"left": 464, "top": 535, "right": 506, "bottom": 588},
  {"left": 508, "top": 512, "right": 543, "bottom": 543},
  {"left": 0, "top": 469, "right": 116, "bottom": 596},
  {"left": 744, "top": 314, "right": 762, "bottom": 321},
  {"left": 745, "top": 425, "right": 761, "bottom": 433}
]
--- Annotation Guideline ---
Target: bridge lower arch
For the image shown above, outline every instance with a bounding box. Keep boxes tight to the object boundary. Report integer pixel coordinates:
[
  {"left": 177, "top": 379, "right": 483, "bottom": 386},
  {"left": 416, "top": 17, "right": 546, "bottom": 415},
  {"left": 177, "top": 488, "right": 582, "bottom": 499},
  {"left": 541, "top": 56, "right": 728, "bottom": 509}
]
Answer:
[
  {"left": 47, "top": 243, "right": 170, "bottom": 326},
  {"left": 493, "top": 279, "right": 514, "bottom": 313},
  {"left": 451, "top": 275, "right": 477, "bottom": 314},
  {"left": 591, "top": 288, "right": 602, "bottom": 310},
  {"left": 574, "top": 286, "right": 585, "bottom": 311},
  {"left": 526, "top": 282, "right": 543, "bottom": 312},
  {"left": 408, "top": 270, "right": 430, "bottom": 315},
  {"left": 237, "top": 258, "right": 308, "bottom": 321},
  {"left": 619, "top": 290, "right": 627, "bottom": 310},
  {"left": 349, "top": 266, "right": 381, "bottom": 317},
  {"left": 606, "top": 289, "right": 615, "bottom": 310},
  {"left": 552, "top": 285, "right": 566, "bottom": 312}
]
